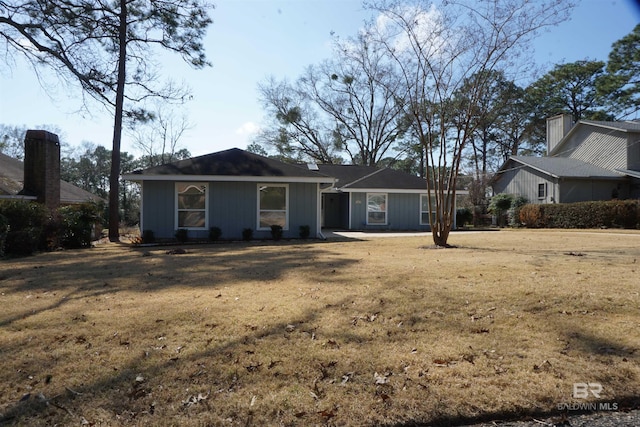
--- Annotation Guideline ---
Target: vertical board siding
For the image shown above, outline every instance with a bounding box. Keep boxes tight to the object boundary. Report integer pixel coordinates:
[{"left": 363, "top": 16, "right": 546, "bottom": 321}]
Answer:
[
  {"left": 493, "top": 161, "right": 556, "bottom": 204},
  {"left": 142, "top": 181, "right": 176, "bottom": 239},
  {"left": 348, "top": 192, "right": 430, "bottom": 230},
  {"left": 210, "top": 181, "right": 257, "bottom": 239},
  {"left": 142, "top": 180, "right": 319, "bottom": 241},
  {"left": 560, "top": 179, "right": 628, "bottom": 203},
  {"left": 288, "top": 182, "right": 318, "bottom": 238},
  {"left": 350, "top": 193, "right": 367, "bottom": 229},
  {"left": 387, "top": 193, "right": 429, "bottom": 230},
  {"left": 564, "top": 127, "right": 627, "bottom": 170}
]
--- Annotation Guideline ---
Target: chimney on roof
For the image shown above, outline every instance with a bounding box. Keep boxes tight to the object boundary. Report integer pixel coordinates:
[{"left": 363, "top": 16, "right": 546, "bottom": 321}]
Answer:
[
  {"left": 546, "top": 114, "right": 573, "bottom": 155},
  {"left": 23, "top": 130, "right": 60, "bottom": 211}
]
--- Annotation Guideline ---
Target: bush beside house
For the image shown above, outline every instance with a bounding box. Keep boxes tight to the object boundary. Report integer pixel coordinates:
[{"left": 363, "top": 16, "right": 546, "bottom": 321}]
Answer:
[{"left": 0, "top": 200, "right": 102, "bottom": 257}]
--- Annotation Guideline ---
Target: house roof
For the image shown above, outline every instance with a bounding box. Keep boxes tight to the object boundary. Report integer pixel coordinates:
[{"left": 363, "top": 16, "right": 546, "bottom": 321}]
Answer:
[
  {"left": 508, "top": 156, "right": 625, "bottom": 179},
  {"left": 317, "top": 164, "right": 428, "bottom": 191},
  {"left": 549, "top": 119, "right": 640, "bottom": 156},
  {"left": 124, "top": 148, "right": 333, "bottom": 183},
  {"left": 580, "top": 120, "right": 640, "bottom": 132},
  {"left": 0, "top": 152, "right": 103, "bottom": 204}
]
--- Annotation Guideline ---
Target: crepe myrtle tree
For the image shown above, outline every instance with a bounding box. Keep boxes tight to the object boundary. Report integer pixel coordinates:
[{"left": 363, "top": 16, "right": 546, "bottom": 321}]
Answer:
[
  {"left": 365, "top": 0, "right": 573, "bottom": 247},
  {"left": 0, "top": 0, "right": 213, "bottom": 241}
]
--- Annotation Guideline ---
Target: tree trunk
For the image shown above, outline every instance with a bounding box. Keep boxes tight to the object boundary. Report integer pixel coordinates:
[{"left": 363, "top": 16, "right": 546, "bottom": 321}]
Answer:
[{"left": 108, "top": 0, "right": 127, "bottom": 242}]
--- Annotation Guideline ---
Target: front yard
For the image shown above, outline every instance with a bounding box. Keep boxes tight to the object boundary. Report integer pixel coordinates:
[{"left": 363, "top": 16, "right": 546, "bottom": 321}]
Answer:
[{"left": 0, "top": 230, "right": 638, "bottom": 426}]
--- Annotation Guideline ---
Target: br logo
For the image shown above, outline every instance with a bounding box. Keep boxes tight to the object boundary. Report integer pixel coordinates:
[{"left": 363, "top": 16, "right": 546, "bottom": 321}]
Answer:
[{"left": 573, "top": 383, "right": 602, "bottom": 399}]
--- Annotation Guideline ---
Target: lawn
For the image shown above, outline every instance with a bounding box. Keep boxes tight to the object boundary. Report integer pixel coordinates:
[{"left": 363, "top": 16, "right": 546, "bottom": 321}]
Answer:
[{"left": 0, "top": 229, "right": 639, "bottom": 426}]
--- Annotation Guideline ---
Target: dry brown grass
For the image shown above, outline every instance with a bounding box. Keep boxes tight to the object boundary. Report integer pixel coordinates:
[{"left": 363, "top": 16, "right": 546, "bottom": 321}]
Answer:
[{"left": 0, "top": 229, "right": 639, "bottom": 426}]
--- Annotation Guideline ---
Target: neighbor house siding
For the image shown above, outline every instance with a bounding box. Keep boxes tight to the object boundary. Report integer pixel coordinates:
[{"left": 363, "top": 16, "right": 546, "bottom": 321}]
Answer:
[
  {"left": 628, "top": 134, "right": 640, "bottom": 170},
  {"left": 563, "top": 127, "right": 628, "bottom": 170},
  {"left": 559, "top": 179, "right": 629, "bottom": 203},
  {"left": 493, "top": 162, "right": 557, "bottom": 204}
]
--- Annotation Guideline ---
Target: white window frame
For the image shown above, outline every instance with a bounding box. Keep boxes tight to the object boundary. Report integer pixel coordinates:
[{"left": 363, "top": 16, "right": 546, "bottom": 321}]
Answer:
[
  {"left": 419, "top": 194, "right": 432, "bottom": 225},
  {"left": 366, "top": 192, "right": 388, "bottom": 225},
  {"left": 257, "top": 184, "right": 289, "bottom": 230},
  {"left": 175, "top": 182, "right": 209, "bottom": 230}
]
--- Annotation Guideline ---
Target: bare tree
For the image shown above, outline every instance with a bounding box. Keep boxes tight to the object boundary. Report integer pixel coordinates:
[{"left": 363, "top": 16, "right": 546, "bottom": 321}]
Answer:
[
  {"left": 130, "top": 103, "right": 193, "bottom": 167},
  {"left": 367, "top": 0, "right": 572, "bottom": 247},
  {"left": 256, "top": 30, "right": 410, "bottom": 166}
]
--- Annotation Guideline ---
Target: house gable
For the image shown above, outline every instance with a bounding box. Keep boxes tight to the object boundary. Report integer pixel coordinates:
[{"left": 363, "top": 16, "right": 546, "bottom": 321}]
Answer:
[{"left": 549, "top": 120, "right": 640, "bottom": 172}]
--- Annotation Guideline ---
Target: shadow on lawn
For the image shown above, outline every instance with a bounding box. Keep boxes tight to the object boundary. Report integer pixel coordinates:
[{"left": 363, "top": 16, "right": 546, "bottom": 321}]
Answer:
[
  {"left": 1, "top": 239, "right": 638, "bottom": 426},
  {"left": 0, "top": 239, "right": 359, "bottom": 326}
]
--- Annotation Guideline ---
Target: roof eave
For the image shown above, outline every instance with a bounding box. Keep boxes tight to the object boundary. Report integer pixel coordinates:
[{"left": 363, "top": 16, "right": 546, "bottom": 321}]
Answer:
[{"left": 122, "top": 174, "right": 334, "bottom": 184}]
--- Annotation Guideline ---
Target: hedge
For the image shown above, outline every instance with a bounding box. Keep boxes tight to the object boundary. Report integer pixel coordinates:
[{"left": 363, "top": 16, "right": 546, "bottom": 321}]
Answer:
[
  {"left": 519, "top": 200, "right": 640, "bottom": 229},
  {"left": 0, "top": 200, "right": 102, "bottom": 256}
]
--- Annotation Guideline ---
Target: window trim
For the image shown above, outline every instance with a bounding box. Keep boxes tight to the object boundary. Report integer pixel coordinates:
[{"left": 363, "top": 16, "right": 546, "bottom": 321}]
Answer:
[
  {"left": 366, "top": 192, "right": 388, "bottom": 225},
  {"left": 419, "top": 193, "right": 432, "bottom": 225},
  {"left": 257, "top": 183, "right": 289, "bottom": 231},
  {"left": 538, "top": 183, "right": 547, "bottom": 199},
  {"left": 175, "top": 182, "right": 209, "bottom": 230}
]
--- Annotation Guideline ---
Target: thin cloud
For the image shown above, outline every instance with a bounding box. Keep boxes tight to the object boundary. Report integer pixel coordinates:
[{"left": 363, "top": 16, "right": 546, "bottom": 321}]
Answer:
[{"left": 235, "top": 121, "right": 260, "bottom": 135}]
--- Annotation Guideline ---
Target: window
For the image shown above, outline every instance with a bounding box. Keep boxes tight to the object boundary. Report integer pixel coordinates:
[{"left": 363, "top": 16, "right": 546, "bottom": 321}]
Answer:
[
  {"left": 420, "top": 194, "right": 433, "bottom": 225},
  {"left": 258, "top": 184, "right": 288, "bottom": 230},
  {"left": 538, "top": 183, "right": 546, "bottom": 199},
  {"left": 367, "top": 193, "right": 387, "bottom": 225},
  {"left": 176, "top": 183, "right": 207, "bottom": 229}
]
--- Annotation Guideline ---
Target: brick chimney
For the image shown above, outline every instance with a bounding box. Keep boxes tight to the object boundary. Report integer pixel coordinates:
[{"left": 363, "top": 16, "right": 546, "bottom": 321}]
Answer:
[{"left": 23, "top": 130, "right": 61, "bottom": 211}]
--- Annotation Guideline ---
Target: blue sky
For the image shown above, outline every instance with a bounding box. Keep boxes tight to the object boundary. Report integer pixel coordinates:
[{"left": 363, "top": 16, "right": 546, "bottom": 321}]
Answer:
[{"left": 1, "top": 0, "right": 639, "bottom": 158}]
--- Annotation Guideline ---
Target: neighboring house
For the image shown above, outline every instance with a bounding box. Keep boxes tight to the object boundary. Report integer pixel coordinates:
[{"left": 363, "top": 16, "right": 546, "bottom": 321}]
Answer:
[
  {"left": 123, "top": 148, "right": 465, "bottom": 240},
  {"left": 492, "top": 114, "right": 640, "bottom": 203},
  {"left": 0, "top": 130, "right": 104, "bottom": 208}
]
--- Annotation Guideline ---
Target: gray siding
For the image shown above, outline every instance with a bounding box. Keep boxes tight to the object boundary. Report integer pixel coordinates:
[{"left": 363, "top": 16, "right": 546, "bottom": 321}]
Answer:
[
  {"left": 559, "top": 179, "right": 629, "bottom": 203},
  {"left": 562, "top": 127, "right": 628, "bottom": 170},
  {"left": 142, "top": 180, "right": 319, "bottom": 241},
  {"left": 492, "top": 161, "right": 557, "bottom": 204},
  {"left": 210, "top": 181, "right": 257, "bottom": 239},
  {"left": 628, "top": 134, "right": 640, "bottom": 170},
  {"left": 141, "top": 181, "right": 176, "bottom": 239}
]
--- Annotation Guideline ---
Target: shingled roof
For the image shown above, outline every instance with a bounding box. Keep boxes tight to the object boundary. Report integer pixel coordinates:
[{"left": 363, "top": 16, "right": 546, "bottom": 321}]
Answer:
[
  {"left": 126, "top": 148, "right": 332, "bottom": 181},
  {"left": 509, "top": 156, "right": 625, "bottom": 179},
  {"left": 316, "top": 164, "right": 427, "bottom": 190},
  {"left": 0, "top": 152, "right": 103, "bottom": 204}
]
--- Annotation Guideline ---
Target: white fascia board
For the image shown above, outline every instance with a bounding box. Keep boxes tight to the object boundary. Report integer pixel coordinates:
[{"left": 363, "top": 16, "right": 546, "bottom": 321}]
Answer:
[
  {"left": 339, "top": 188, "right": 469, "bottom": 195},
  {"left": 122, "top": 174, "right": 334, "bottom": 184}
]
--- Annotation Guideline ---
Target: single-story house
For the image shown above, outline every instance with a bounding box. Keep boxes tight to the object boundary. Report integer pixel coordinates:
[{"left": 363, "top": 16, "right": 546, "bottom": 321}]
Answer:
[
  {"left": 318, "top": 164, "right": 447, "bottom": 231},
  {"left": 0, "top": 130, "right": 104, "bottom": 208},
  {"left": 492, "top": 114, "right": 640, "bottom": 203},
  {"left": 123, "top": 148, "right": 467, "bottom": 240}
]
